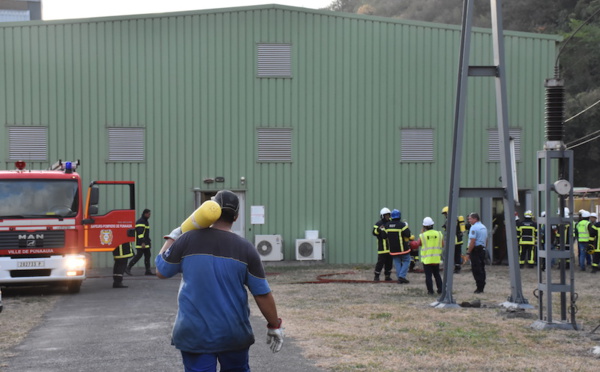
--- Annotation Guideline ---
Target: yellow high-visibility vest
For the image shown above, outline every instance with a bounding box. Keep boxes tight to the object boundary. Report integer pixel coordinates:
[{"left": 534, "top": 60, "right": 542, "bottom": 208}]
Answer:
[
  {"left": 419, "top": 230, "right": 443, "bottom": 265},
  {"left": 576, "top": 220, "right": 590, "bottom": 242}
]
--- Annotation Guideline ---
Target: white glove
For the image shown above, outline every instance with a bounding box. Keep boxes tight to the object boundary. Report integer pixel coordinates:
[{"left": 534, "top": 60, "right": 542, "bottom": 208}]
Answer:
[
  {"left": 163, "top": 227, "right": 183, "bottom": 241},
  {"left": 266, "top": 318, "right": 284, "bottom": 353}
]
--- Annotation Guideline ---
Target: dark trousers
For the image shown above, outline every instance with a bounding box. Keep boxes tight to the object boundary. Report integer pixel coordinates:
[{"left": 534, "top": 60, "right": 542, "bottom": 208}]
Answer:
[
  {"left": 423, "top": 264, "right": 442, "bottom": 293},
  {"left": 374, "top": 253, "right": 393, "bottom": 277},
  {"left": 471, "top": 246, "right": 487, "bottom": 291},
  {"left": 113, "top": 257, "right": 128, "bottom": 284},
  {"left": 592, "top": 252, "right": 600, "bottom": 271},
  {"left": 454, "top": 243, "right": 463, "bottom": 269},
  {"left": 519, "top": 244, "right": 536, "bottom": 266},
  {"left": 128, "top": 248, "right": 152, "bottom": 271},
  {"left": 409, "top": 249, "right": 419, "bottom": 271},
  {"left": 578, "top": 242, "right": 592, "bottom": 269}
]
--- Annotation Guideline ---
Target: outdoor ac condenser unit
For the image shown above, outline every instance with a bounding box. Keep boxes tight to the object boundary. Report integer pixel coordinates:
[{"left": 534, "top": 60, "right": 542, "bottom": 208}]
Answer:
[
  {"left": 295, "top": 239, "right": 323, "bottom": 261},
  {"left": 255, "top": 235, "right": 284, "bottom": 261}
]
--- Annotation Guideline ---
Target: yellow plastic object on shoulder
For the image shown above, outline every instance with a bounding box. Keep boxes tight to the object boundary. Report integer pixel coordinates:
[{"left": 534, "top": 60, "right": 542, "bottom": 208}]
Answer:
[{"left": 181, "top": 200, "right": 222, "bottom": 232}]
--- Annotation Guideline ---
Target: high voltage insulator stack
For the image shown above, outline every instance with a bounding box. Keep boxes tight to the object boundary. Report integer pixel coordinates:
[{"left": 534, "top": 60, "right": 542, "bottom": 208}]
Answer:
[
  {"left": 544, "top": 73, "right": 565, "bottom": 145},
  {"left": 534, "top": 67, "right": 578, "bottom": 330}
]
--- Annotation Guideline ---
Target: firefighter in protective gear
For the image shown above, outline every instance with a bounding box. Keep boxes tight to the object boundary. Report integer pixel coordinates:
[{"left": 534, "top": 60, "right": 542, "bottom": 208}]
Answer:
[
  {"left": 417, "top": 217, "right": 444, "bottom": 294},
  {"left": 491, "top": 214, "right": 507, "bottom": 265},
  {"left": 113, "top": 242, "right": 133, "bottom": 288},
  {"left": 539, "top": 211, "right": 546, "bottom": 245},
  {"left": 408, "top": 234, "right": 419, "bottom": 272},
  {"left": 538, "top": 211, "right": 548, "bottom": 270},
  {"left": 589, "top": 217, "right": 600, "bottom": 273},
  {"left": 126, "top": 209, "right": 153, "bottom": 275},
  {"left": 517, "top": 210, "right": 537, "bottom": 268},
  {"left": 575, "top": 210, "right": 592, "bottom": 271},
  {"left": 372, "top": 207, "right": 392, "bottom": 281},
  {"left": 441, "top": 206, "right": 466, "bottom": 273},
  {"left": 587, "top": 213, "right": 600, "bottom": 274},
  {"left": 385, "top": 209, "right": 412, "bottom": 284},
  {"left": 552, "top": 207, "right": 571, "bottom": 269}
]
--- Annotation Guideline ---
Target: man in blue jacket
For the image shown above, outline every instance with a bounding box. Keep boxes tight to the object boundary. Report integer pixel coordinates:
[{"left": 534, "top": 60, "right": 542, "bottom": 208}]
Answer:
[{"left": 156, "top": 190, "right": 284, "bottom": 371}]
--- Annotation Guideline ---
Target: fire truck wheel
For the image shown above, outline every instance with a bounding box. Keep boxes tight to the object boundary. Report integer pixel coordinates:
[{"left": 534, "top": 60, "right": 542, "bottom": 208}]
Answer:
[{"left": 67, "top": 281, "right": 82, "bottom": 294}]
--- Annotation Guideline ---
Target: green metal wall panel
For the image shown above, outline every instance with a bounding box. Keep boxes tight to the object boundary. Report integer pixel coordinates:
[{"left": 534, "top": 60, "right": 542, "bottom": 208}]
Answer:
[{"left": 0, "top": 5, "right": 559, "bottom": 267}]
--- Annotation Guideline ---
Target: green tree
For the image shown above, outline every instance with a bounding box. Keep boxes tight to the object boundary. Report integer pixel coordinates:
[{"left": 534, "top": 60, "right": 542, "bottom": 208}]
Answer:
[
  {"left": 328, "top": 0, "right": 366, "bottom": 13},
  {"left": 561, "top": 17, "right": 600, "bottom": 186}
]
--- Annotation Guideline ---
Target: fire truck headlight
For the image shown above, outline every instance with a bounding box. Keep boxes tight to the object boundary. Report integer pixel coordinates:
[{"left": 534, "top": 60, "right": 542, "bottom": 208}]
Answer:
[{"left": 66, "top": 256, "right": 86, "bottom": 270}]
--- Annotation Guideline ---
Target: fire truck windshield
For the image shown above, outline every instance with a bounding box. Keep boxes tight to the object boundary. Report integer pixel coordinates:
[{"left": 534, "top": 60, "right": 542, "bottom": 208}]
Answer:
[{"left": 0, "top": 180, "right": 79, "bottom": 218}]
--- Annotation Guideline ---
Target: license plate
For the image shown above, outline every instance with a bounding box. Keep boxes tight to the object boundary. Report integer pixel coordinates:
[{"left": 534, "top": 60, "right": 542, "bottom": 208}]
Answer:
[{"left": 17, "top": 261, "right": 45, "bottom": 268}]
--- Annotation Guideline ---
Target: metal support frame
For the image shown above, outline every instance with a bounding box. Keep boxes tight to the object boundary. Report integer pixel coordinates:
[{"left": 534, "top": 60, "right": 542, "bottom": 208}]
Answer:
[
  {"left": 434, "top": 0, "right": 530, "bottom": 309},
  {"left": 532, "top": 149, "right": 578, "bottom": 330}
]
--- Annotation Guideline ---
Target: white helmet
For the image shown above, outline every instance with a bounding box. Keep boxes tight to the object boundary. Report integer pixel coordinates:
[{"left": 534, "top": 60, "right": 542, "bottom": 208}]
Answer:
[
  {"left": 557, "top": 207, "right": 570, "bottom": 218},
  {"left": 380, "top": 207, "right": 391, "bottom": 217},
  {"left": 581, "top": 210, "right": 591, "bottom": 218},
  {"left": 524, "top": 210, "right": 533, "bottom": 218},
  {"left": 541, "top": 211, "right": 546, "bottom": 217},
  {"left": 422, "top": 217, "right": 434, "bottom": 226}
]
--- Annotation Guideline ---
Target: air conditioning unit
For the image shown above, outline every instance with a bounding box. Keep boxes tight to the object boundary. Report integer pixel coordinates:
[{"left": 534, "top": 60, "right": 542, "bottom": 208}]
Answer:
[
  {"left": 295, "top": 239, "right": 323, "bottom": 261},
  {"left": 255, "top": 235, "right": 284, "bottom": 261}
]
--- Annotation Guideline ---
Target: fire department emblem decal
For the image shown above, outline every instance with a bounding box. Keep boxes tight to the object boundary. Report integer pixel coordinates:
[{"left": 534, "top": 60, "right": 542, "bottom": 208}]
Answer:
[{"left": 100, "top": 230, "right": 113, "bottom": 245}]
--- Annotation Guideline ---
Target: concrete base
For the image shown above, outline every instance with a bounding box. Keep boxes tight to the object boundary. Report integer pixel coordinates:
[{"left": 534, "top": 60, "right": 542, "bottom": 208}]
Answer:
[
  {"left": 430, "top": 301, "right": 460, "bottom": 309},
  {"left": 531, "top": 319, "right": 580, "bottom": 331},
  {"left": 500, "top": 301, "right": 535, "bottom": 310}
]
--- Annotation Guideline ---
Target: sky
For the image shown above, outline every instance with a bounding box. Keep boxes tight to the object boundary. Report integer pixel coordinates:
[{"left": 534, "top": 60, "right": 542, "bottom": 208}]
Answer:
[{"left": 43, "top": 0, "right": 334, "bottom": 20}]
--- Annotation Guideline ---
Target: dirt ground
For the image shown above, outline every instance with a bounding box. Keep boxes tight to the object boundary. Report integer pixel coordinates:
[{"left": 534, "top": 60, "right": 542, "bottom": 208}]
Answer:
[{"left": 2, "top": 261, "right": 600, "bottom": 371}]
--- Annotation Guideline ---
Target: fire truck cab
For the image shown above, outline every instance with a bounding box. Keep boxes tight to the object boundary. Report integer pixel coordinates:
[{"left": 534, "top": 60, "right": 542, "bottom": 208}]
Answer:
[{"left": 0, "top": 160, "right": 136, "bottom": 293}]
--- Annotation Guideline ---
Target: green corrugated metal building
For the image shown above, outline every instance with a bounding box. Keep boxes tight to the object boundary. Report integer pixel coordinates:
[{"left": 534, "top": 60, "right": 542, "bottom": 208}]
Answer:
[{"left": 0, "top": 5, "right": 560, "bottom": 267}]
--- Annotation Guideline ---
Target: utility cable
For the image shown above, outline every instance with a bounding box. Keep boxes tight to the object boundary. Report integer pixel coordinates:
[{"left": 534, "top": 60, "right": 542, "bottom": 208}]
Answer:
[
  {"left": 565, "top": 128, "right": 600, "bottom": 147},
  {"left": 566, "top": 132, "right": 600, "bottom": 149},
  {"left": 564, "top": 97, "right": 600, "bottom": 123}
]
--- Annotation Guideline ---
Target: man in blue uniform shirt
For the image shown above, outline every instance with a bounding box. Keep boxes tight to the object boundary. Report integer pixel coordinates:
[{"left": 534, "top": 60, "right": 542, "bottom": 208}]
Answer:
[
  {"left": 156, "top": 190, "right": 284, "bottom": 372},
  {"left": 467, "top": 212, "right": 488, "bottom": 294}
]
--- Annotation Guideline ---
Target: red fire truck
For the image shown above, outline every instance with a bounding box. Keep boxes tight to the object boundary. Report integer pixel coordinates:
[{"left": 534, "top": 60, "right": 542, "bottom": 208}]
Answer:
[{"left": 0, "top": 160, "right": 136, "bottom": 293}]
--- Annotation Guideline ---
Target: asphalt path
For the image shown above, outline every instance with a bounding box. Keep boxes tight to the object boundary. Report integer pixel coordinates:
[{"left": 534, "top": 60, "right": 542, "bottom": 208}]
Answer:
[{"left": 4, "top": 269, "right": 325, "bottom": 372}]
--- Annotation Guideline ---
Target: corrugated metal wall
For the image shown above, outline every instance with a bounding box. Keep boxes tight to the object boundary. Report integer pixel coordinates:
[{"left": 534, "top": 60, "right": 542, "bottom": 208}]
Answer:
[{"left": 0, "top": 5, "right": 559, "bottom": 267}]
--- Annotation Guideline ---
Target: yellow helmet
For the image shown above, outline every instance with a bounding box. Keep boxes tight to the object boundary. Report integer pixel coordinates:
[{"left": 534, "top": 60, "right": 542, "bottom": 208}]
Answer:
[{"left": 441, "top": 206, "right": 448, "bottom": 214}]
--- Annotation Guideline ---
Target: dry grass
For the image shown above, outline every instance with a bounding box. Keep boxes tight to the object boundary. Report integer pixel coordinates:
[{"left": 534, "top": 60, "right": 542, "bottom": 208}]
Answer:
[
  {"left": 1, "top": 264, "right": 599, "bottom": 371},
  {"left": 0, "top": 287, "right": 61, "bottom": 367},
  {"left": 258, "top": 263, "right": 600, "bottom": 371}
]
